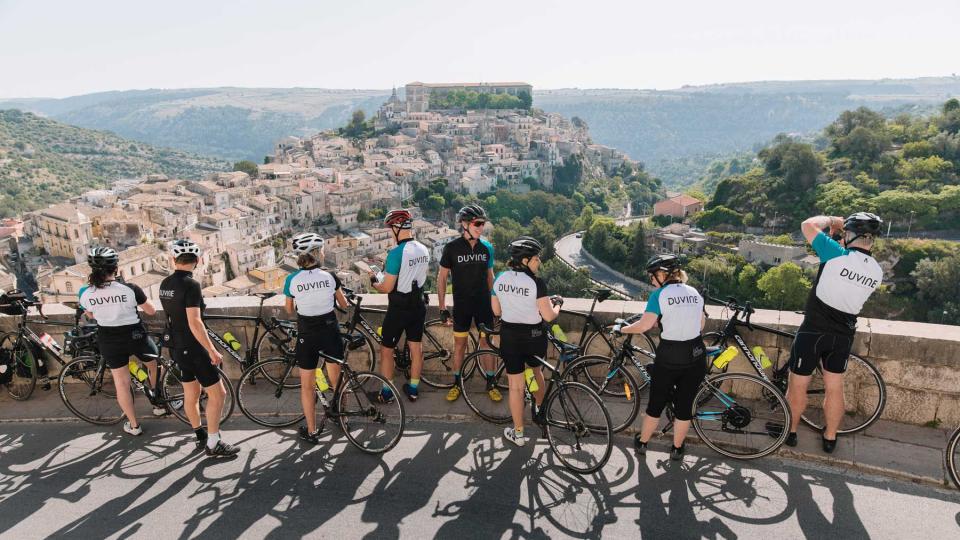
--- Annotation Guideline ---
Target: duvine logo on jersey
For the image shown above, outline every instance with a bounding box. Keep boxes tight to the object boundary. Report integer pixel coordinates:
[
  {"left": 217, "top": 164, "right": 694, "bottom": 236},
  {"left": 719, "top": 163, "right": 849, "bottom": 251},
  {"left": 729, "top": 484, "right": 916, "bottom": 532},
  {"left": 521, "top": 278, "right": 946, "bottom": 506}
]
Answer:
[
  {"left": 498, "top": 283, "right": 531, "bottom": 296},
  {"left": 88, "top": 294, "right": 128, "bottom": 305}
]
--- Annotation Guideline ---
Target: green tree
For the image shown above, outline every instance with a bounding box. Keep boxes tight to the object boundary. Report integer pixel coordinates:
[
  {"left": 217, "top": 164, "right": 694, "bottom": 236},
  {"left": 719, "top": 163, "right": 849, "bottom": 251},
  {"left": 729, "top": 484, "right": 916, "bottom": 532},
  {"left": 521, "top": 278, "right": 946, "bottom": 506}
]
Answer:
[
  {"left": 517, "top": 90, "right": 533, "bottom": 110},
  {"left": 573, "top": 205, "right": 596, "bottom": 232},
  {"left": 626, "top": 222, "right": 648, "bottom": 276},
  {"left": 423, "top": 194, "right": 445, "bottom": 216},
  {"left": 538, "top": 258, "right": 594, "bottom": 297},
  {"left": 694, "top": 205, "right": 743, "bottom": 230},
  {"left": 815, "top": 180, "right": 867, "bottom": 217},
  {"left": 757, "top": 263, "right": 811, "bottom": 310},
  {"left": 913, "top": 254, "right": 960, "bottom": 324},
  {"left": 232, "top": 160, "right": 259, "bottom": 177}
]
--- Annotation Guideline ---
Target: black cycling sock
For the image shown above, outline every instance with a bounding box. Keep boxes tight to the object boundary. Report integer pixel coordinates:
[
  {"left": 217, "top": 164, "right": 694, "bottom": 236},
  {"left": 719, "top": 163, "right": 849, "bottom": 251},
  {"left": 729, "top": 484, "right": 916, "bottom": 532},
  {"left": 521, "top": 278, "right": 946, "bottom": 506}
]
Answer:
[{"left": 195, "top": 427, "right": 208, "bottom": 440}]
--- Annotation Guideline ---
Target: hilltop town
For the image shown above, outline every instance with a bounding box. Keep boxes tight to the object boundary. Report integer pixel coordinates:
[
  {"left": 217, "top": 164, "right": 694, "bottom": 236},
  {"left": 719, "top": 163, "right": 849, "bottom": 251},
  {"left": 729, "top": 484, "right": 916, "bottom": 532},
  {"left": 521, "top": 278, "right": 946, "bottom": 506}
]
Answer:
[{"left": 0, "top": 82, "right": 637, "bottom": 302}]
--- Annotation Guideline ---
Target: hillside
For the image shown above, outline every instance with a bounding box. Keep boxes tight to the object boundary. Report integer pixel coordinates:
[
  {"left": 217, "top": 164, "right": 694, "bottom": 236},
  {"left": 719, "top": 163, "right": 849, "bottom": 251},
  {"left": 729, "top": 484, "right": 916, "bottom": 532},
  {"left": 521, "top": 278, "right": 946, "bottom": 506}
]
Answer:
[
  {"left": 0, "top": 109, "right": 228, "bottom": 217},
  {"left": 2, "top": 78, "right": 958, "bottom": 186}
]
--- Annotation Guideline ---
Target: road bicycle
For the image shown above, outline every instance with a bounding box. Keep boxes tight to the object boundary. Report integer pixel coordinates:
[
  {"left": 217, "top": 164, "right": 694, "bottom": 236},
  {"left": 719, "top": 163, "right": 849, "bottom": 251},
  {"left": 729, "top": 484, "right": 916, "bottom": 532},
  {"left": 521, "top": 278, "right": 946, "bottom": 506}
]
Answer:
[
  {"left": 703, "top": 296, "right": 886, "bottom": 435},
  {"left": 459, "top": 323, "right": 613, "bottom": 474},
  {"left": 235, "top": 345, "right": 405, "bottom": 454}
]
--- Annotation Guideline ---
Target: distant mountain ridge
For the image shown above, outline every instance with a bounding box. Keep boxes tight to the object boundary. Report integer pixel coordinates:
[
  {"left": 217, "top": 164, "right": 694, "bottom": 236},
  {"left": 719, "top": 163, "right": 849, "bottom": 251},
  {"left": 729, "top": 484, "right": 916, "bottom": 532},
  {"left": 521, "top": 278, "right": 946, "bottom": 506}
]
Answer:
[
  {"left": 3, "top": 77, "right": 958, "bottom": 185},
  {"left": 0, "top": 109, "right": 228, "bottom": 217}
]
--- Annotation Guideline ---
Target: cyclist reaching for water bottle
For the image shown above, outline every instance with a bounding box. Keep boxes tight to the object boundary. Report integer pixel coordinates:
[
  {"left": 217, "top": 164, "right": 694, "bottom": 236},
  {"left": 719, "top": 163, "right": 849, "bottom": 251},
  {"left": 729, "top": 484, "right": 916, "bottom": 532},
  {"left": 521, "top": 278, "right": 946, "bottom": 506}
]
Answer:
[
  {"left": 437, "top": 204, "right": 499, "bottom": 403},
  {"left": 615, "top": 254, "right": 706, "bottom": 461},
  {"left": 78, "top": 247, "right": 161, "bottom": 436},
  {"left": 284, "top": 233, "right": 349, "bottom": 445},
  {"left": 786, "top": 212, "right": 883, "bottom": 453},
  {"left": 492, "top": 236, "right": 561, "bottom": 448}
]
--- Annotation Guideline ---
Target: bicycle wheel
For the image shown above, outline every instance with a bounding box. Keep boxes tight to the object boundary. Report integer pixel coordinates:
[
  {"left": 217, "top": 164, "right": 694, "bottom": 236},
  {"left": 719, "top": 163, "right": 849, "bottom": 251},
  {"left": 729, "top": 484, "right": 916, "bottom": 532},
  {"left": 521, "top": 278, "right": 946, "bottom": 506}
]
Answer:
[
  {"left": 337, "top": 371, "right": 404, "bottom": 454},
  {"left": 544, "top": 381, "right": 613, "bottom": 474},
  {"left": 692, "top": 372, "right": 791, "bottom": 459},
  {"left": 2, "top": 333, "right": 36, "bottom": 401},
  {"left": 581, "top": 329, "right": 656, "bottom": 396},
  {"left": 563, "top": 355, "right": 644, "bottom": 433},
  {"left": 418, "top": 319, "right": 477, "bottom": 389},
  {"left": 58, "top": 357, "right": 124, "bottom": 425},
  {"left": 799, "top": 354, "right": 886, "bottom": 435},
  {"left": 946, "top": 425, "right": 960, "bottom": 490},
  {"left": 236, "top": 358, "right": 305, "bottom": 428},
  {"left": 162, "top": 364, "right": 236, "bottom": 426},
  {"left": 460, "top": 349, "right": 511, "bottom": 424}
]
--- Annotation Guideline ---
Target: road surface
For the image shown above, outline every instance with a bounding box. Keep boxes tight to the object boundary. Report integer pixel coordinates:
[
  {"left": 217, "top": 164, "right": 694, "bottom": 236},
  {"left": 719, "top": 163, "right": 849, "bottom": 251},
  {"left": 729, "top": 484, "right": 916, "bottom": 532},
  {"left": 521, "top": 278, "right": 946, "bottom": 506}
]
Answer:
[
  {"left": 555, "top": 234, "right": 648, "bottom": 299},
  {"left": 1, "top": 418, "right": 959, "bottom": 539}
]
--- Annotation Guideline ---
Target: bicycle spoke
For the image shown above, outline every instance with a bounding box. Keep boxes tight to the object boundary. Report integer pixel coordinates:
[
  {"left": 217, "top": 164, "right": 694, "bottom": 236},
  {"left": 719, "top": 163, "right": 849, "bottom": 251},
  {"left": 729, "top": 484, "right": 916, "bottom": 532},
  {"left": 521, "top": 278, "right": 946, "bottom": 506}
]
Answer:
[
  {"left": 693, "top": 373, "right": 790, "bottom": 459},
  {"left": 544, "top": 382, "right": 612, "bottom": 474}
]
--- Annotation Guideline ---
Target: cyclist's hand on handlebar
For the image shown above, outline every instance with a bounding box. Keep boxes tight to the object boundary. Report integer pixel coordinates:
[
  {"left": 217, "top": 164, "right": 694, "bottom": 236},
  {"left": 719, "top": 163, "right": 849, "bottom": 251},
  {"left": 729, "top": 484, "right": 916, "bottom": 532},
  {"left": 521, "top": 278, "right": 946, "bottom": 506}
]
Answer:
[
  {"left": 440, "top": 308, "right": 452, "bottom": 326},
  {"left": 611, "top": 318, "right": 627, "bottom": 334},
  {"left": 550, "top": 295, "right": 564, "bottom": 307}
]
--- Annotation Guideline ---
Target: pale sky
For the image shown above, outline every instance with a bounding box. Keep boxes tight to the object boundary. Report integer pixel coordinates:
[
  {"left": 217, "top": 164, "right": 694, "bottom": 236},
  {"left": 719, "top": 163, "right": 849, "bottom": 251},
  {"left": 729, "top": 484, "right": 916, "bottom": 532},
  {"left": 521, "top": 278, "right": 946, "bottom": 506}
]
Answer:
[{"left": 1, "top": 0, "right": 958, "bottom": 99}]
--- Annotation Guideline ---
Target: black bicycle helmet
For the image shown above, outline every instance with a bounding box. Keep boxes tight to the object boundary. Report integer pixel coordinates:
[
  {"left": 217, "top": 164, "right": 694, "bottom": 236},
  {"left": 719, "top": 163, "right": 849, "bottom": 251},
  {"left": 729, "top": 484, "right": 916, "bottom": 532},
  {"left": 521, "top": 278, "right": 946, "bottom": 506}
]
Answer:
[
  {"left": 645, "top": 254, "right": 681, "bottom": 275},
  {"left": 508, "top": 236, "right": 542, "bottom": 261},
  {"left": 457, "top": 204, "right": 488, "bottom": 223},
  {"left": 87, "top": 246, "right": 119, "bottom": 269},
  {"left": 844, "top": 212, "right": 883, "bottom": 236}
]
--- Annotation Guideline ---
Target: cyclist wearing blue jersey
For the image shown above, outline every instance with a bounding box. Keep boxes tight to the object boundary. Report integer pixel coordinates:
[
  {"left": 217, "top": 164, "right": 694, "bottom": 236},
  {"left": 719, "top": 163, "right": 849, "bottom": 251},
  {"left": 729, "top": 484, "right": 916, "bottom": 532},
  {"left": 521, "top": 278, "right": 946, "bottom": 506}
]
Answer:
[
  {"left": 437, "top": 205, "right": 499, "bottom": 403},
  {"left": 284, "top": 233, "right": 349, "bottom": 444},
  {"left": 79, "top": 247, "right": 161, "bottom": 436},
  {"left": 786, "top": 212, "right": 883, "bottom": 453},
  {"left": 369, "top": 209, "right": 430, "bottom": 403},
  {"left": 616, "top": 254, "right": 706, "bottom": 461}
]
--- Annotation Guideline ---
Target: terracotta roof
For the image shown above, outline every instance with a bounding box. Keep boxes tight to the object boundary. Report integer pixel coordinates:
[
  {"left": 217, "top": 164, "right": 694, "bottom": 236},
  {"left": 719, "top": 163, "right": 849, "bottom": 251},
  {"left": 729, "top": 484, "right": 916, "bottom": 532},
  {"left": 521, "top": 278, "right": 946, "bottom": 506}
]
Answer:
[{"left": 666, "top": 194, "right": 703, "bottom": 208}]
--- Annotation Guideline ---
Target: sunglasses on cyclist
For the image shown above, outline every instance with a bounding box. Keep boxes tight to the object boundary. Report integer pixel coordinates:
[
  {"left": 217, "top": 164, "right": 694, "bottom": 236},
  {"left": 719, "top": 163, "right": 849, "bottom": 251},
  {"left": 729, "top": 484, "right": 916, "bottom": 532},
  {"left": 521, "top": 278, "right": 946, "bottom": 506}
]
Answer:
[{"left": 470, "top": 220, "right": 487, "bottom": 227}]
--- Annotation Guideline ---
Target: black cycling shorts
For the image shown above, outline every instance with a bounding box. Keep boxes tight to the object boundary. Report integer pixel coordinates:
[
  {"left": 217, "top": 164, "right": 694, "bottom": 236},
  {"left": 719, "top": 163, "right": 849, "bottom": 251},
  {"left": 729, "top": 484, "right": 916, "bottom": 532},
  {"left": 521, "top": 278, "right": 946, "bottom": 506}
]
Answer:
[
  {"left": 97, "top": 324, "right": 159, "bottom": 370},
  {"left": 295, "top": 313, "right": 344, "bottom": 370},
  {"left": 380, "top": 303, "right": 427, "bottom": 348},
  {"left": 172, "top": 345, "right": 221, "bottom": 387},
  {"left": 789, "top": 330, "right": 854, "bottom": 376},
  {"left": 500, "top": 323, "right": 547, "bottom": 375},
  {"left": 645, "top": 361, "right": 706, "bottom": 421},
  {"left": 452, "top": 295, "right": 494, "bottom": 335}
]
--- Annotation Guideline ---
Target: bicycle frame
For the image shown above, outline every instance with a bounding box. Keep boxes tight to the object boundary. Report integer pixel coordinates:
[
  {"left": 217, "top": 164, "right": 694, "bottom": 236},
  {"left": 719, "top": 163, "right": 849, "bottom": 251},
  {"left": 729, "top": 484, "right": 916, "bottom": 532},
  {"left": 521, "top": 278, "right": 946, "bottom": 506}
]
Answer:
[{"left": 711, "top": 305, "right": 796, "bottom": 384}]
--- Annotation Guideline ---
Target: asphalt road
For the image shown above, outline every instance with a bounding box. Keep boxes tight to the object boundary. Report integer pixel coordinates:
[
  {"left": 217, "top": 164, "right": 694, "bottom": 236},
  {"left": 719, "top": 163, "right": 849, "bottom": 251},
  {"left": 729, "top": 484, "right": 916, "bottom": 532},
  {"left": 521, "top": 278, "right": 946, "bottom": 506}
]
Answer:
[
  {"left": 554, "top": 234, "right": 648, "bottom": 299},
  {"left": 1, "top": 418, "right": 959, "bottom": 539}
]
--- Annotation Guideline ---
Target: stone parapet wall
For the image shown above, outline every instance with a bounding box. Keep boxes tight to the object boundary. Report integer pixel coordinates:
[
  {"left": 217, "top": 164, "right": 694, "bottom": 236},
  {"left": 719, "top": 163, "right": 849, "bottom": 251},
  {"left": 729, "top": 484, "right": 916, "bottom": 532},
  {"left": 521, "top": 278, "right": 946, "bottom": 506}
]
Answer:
[{"left": 4, "top": 296, "right": 959, "bottom": 427}]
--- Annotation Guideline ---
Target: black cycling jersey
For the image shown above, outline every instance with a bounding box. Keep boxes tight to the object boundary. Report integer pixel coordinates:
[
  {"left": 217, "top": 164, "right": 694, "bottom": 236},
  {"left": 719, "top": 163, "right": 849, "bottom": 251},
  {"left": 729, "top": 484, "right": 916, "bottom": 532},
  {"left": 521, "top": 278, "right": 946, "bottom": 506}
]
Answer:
[
  {"left": 439, "top": 237, "right": 494, "bottom": 299},
  {"left": 158, "top": 269, "right": 206, "bottom": 349}
]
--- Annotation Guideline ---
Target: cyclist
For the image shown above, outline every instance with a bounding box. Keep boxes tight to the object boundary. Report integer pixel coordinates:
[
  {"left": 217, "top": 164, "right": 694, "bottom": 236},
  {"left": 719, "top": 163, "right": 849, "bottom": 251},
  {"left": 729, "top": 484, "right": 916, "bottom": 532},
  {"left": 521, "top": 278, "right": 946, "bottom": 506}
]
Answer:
[
  {"left": 369, "top": 209, "right": 430, "bottom": 403},
  {"left": 437, "top": 204, "right": 499, "bottom": 403},
  {"left": 78, "top": 246, "right": 162, "bottom": 436},
  {"left": 785, "top": 212, "right": 883, "bottom": 453},
  {"left": 492, "top": 236, "right": 561, "bottom": 447},
  {"left": 158, "top": 239, "right": 239, "bottom": 458},
  {"left": 284, "top": 232, "right": 349, "bottom": 445},
  {"left": 616, "top": 254, "right": 705, "bottom": 461}
]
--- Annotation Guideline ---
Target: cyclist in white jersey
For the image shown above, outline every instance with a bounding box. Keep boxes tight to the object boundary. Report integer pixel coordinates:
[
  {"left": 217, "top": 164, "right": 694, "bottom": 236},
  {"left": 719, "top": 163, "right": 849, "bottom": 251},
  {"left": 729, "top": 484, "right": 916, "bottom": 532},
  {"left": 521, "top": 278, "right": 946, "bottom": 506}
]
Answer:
[
  {"left": 284, "top": 233, "right": 348, "bottom": 444},
  {"left": 616, "top": 254, "right": 706, "bottom": 461},
  {"left": 492, "top": 236, "right": 562, "bottom": 447},
  {"left": 785, "top": 212, "right": 883, "bottom": 453},
  {"left": 369, "top": 209, "right": 431, "bottom": 403},
  {"left": 78, "top": 247, "right": 160, "bottom": 436}
]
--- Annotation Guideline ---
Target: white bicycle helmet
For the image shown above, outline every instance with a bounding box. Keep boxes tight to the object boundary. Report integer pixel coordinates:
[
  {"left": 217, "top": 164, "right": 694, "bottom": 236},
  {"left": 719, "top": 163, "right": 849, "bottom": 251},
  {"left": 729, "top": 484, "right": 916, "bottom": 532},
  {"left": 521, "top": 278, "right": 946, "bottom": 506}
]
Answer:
[
  {"left": 170, "top": 239, "right": 202, "bottom": 258},
  {"left": 291, "top": 232, "right": 325, "bottom": 254}
]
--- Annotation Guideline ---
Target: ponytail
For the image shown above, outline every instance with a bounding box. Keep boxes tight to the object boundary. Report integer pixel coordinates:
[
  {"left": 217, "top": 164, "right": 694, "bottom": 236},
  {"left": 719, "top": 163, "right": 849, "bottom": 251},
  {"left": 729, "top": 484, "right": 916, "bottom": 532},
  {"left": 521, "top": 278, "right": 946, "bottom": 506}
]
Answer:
[
  {"left": 297, "top": 248, "right": 322, "bottom": 269},
  {"left": 89, "top": 266, "right": 117, "bottom": 289}
]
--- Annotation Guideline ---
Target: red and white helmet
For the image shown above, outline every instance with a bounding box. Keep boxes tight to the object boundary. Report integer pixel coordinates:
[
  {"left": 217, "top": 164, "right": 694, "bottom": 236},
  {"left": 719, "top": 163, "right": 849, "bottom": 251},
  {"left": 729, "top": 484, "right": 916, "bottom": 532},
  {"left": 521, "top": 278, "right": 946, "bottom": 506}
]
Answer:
[{"left": 384, "top": 209, "right": 413, "bottom": 229}]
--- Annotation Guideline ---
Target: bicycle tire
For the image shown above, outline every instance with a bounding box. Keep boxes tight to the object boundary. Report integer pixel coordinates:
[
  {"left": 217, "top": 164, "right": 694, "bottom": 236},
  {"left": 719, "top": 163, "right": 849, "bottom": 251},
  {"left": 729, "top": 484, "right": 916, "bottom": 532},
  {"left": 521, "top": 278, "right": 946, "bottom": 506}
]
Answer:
[
  {"left": 236, "top": 358, "right": 305, "bottom": 428},
  {"left": 162, "top": 364, "right": 236, "bottom": 426},
  {"left": 418, "top": 319, "right": 478, "bottom": 389},
  {"left": 340, "top": 323, "right": 378, "bottom": 373},
  {"left": 58, "top": 356, "right": 124, "bottom": 425},
  {"left": 692, "top": 372, "right": 791, "bottom": 460},
  {"left": 459, "top": 349, "right": 511, "bottom": 424},
  {"left": 337, "top": 371, "right": 405, "bottom": 454},
  {"left": 581, "top": 328, "right": 656, "bottom": 397},
  {"left": 799, "top": 354, "right": 886, "bottom": 435},
  {"left": 563, "top": 355, "right": 644, "bottom": 433},
  {"left": 544, "top": 381, "right": 613, "bottom": 474},
  {"left": 2, "top": 333, "right": 36, "bottom": 401},
  {"left": 946, "top": 425, "right": 960, "bottom": 490}
]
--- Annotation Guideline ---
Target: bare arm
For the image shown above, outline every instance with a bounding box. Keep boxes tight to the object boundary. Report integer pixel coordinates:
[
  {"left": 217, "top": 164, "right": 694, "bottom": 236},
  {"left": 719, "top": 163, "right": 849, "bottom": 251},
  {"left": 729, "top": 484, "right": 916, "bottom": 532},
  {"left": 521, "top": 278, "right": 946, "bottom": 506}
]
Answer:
[
  {"left": 621, "top": 312, "right": 659, "bottom": 335},
  {"left": 437, "top": 266, "right": 450, "bottom": 309},
  {"left": 335, "top": 288, "right": 348, "bottom": 309},
  {"left": 285, "top": 296, "right": 295, "bottom": 315},
  {"left": 538, "top": 296, "right": 561, "bottom": 323},
  {"left": 491, "top": 295, "right": 501, "bottom": 318},
  {"left": 801, "top": 215, "right": 843, "bottom": 245},
  {"left": 372, "top": 273, "right": 397, "bottom": 293},
  {"left": 138, "top": 300, "right": 156, "bottom": 316},
  {"left": 487, "top": 268, "right": 494, "bottom": 291}
]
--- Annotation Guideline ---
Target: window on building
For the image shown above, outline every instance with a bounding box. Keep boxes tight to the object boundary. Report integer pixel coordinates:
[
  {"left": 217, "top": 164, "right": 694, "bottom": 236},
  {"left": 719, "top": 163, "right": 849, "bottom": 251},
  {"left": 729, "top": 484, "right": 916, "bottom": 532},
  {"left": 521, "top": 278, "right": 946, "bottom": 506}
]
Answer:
[{"left": 65, "top": 281, "right": 73, "bottom": 292}]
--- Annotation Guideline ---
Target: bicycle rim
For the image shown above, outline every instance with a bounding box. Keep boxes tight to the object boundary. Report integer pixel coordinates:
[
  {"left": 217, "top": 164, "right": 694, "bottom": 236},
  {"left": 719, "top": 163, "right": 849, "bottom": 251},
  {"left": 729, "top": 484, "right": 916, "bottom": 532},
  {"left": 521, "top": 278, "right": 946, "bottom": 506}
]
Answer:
[
  {"left": 563, "top": 356, "right": 644, "bottom": 433},
  {"left": 946, "top": 426, "right": 960, "bottom": 490},
  {"left": 693, "top": 373, "right": 791, "bottom": 459},
  {"left": 341, "top": 324, "right": 377, "bottom": 373},
  {"left": 419, "top": 321, "right": 459, "bottom": 389},
  {"left": 3, "top": 334, "right": 37, "bottom": 401},
  {"left": 162, "top": 366, "right": 235, "bottom": 426},
  {"left": 545, "top": 381, "right": 613, "bottom": 474},
  {"left": 800, "top": 354, "right": 886, "bottom": 434},
  {"left": 459, "top": 350, "right": 511, "bottom": 424},
  {"left": 337, "top": 371, "right": 404, "bottom": 454},
  {"left": 236, "top": 358, "right": 304, "bottom": 428},
  {"left": 58, "top": 357, "right": 124, "bottom": 425}
]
